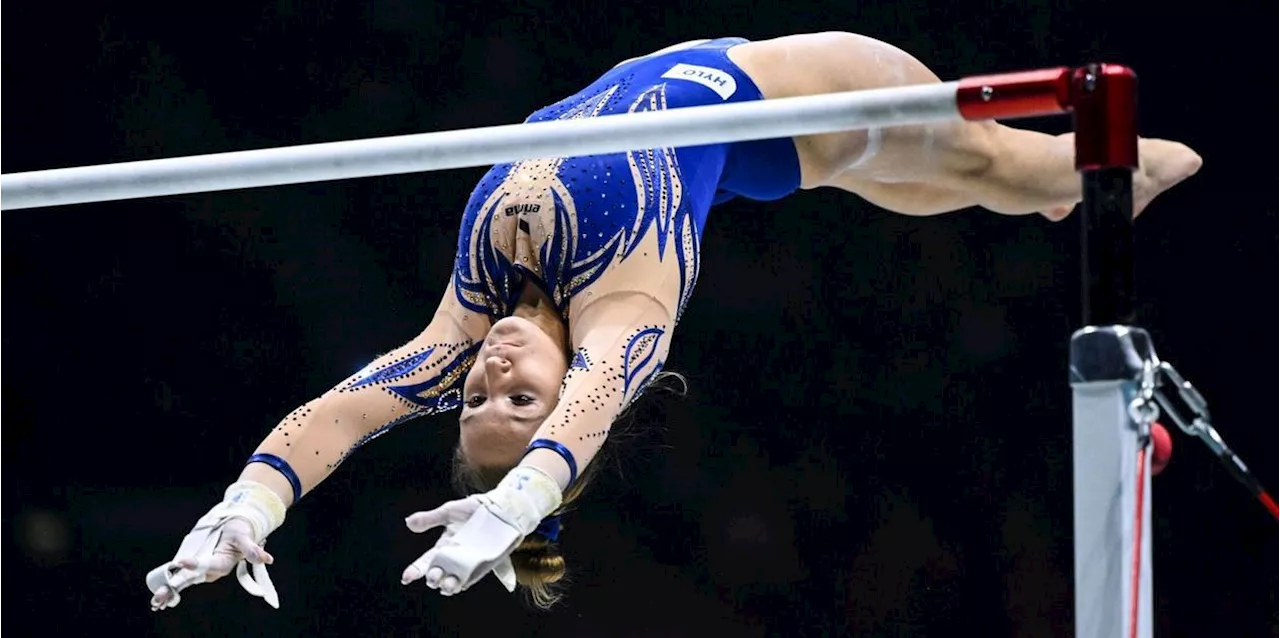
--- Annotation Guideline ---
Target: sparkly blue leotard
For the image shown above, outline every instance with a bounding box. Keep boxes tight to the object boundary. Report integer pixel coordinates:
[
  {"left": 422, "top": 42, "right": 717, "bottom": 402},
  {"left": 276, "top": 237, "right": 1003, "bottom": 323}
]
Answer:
[
  {"left": 452, "top": 37, "right": 802, "bottom": 320},
  {"left": 336, "top": 39, "right": 805, "bottom": 455}
]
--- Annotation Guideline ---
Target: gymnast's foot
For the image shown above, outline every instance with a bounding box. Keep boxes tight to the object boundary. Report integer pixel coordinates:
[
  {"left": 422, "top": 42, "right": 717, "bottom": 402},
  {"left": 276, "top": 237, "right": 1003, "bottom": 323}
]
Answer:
[
  {"left": 1133, "top": 138, "right": 1203, "bottom": 218},
  {"left": 1038, "top": 138, "right": 1202, "bottom": 221}
]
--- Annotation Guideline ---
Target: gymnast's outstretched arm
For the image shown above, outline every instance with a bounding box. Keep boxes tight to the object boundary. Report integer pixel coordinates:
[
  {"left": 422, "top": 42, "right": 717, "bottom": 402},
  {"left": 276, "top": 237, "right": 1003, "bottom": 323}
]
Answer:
[
  {"left": 147, "top": 280, "right": 490, "bottom": 610},
  {"left": 238, "top": 281, "right": 489, "bottom": 506},
  {"left": 731, "top": 32, "right": 1202, "bottom": 218}
]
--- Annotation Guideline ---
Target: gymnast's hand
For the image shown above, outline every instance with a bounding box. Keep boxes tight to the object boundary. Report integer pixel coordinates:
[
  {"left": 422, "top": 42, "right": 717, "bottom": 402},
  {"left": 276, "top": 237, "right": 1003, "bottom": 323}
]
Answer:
[
  {"left": 146, "top": 481, "right": 286, "bottom": 611},
  {"left": 401, "top": 466, "right": 562, "bottom": 596}
]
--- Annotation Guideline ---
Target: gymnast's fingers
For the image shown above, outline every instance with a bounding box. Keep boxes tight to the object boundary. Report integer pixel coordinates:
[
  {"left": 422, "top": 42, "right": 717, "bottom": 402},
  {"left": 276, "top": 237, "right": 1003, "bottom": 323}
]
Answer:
[
  {"left": 168, "top": 565, "right": 211, "bottom": 592},
  {"left": 425, "top": 566, "right": 445, "bottom": 589},
  {"left": 228, "top": 535, "right": 274, "bottom": 566},
  {"left": 404, "top": 499, "right": 475, "bottom": 533},
  {"left": 438, "top": 574, "right": 461, "bottom": 596},
  {"left": 150, "top": 566, "right": 209, "bottom": 610},
  {"left": 401, "top": 548, "right": 439, "bottom": 585}
]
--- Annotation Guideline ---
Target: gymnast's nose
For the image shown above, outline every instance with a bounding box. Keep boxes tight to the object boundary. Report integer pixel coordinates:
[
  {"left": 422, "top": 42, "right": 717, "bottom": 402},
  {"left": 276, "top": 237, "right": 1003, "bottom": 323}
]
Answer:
[{"left": 484, "top": 356, "right": 512, "bottom": 379}]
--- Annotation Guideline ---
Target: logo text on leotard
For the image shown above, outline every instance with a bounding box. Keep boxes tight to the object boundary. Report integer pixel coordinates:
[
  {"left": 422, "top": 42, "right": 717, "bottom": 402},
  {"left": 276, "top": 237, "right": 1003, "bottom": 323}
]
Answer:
[
  {"left": 660, "top": 63, "right": 737, "bottom": 100},
  {"left": 503, "top": 203, "right": 541, "bottom": 216}
]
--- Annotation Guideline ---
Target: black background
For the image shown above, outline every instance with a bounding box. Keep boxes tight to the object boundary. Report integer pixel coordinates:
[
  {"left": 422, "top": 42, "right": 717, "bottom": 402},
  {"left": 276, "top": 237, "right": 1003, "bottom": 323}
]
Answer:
[{"left": 4, "top": 1, "right": 1276, "bottom": 636}]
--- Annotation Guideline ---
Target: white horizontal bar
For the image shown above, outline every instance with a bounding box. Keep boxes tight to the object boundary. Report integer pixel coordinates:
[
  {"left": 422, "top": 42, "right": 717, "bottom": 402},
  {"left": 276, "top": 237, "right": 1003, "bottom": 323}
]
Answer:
[{"left": 0, "top": 82, "right": 960, "bottom": 210}]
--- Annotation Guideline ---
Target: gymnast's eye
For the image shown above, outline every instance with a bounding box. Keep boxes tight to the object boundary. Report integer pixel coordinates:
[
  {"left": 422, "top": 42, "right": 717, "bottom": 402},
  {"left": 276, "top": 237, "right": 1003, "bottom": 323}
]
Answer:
[
  {"left": 510, "top": 394, "right": 534, "bottom": 406},
  {"left": 466, "top": 395, "right": 486, "bottom": 408}
]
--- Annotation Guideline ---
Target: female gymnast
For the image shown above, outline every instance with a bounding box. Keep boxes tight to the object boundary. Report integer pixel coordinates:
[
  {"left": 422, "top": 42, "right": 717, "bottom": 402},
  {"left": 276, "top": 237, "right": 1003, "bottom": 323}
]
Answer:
[{"left": 146, "top": 32, "right": 1202, "bottom": 610}]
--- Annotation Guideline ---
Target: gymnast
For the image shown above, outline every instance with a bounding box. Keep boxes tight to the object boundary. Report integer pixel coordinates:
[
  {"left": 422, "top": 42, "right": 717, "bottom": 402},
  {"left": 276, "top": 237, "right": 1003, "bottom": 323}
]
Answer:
[{"left": 146, "top": 32, "right": 1202, "bottom": 610}]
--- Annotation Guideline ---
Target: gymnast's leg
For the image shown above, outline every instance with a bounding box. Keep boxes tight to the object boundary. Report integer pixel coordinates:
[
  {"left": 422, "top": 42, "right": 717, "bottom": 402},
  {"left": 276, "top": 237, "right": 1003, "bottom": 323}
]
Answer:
[{"left": 728, "top": 32, "right": 1202, "bottom": 219}]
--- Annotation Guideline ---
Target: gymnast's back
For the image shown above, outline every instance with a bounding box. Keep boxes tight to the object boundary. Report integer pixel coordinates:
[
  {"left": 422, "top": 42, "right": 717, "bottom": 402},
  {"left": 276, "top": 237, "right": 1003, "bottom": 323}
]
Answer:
[{"left": 450, "top": 37, "right": 801, "bottom": 327}]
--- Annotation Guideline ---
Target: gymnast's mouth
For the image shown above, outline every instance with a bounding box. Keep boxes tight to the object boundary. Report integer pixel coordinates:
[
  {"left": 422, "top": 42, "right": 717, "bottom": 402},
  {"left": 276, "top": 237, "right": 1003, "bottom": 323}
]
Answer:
[{"left": 484, "top": 343, "right": 522, "bottom": 358}]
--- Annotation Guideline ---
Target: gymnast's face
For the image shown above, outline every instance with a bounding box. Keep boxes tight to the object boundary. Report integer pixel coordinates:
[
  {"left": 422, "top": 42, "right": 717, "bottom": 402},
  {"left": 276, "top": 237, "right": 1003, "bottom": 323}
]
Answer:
[{"left": 458, "top": 316, "right": 568, "bottom": 469}]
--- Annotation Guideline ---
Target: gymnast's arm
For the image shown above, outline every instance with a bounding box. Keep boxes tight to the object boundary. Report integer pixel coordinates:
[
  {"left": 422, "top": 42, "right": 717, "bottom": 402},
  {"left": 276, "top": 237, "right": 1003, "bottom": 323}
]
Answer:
[
  {"left": 148, "top": 280, "right": 490, "bottom": 609},
  {"left": 734, "top": 32, "right": 1200, "bottom": 218},
  {"left": 518, "top": 291, "right": 674, "bottom": 488},
  {"left": 241, "top": 280, "right": 489, "bottom": 506}
]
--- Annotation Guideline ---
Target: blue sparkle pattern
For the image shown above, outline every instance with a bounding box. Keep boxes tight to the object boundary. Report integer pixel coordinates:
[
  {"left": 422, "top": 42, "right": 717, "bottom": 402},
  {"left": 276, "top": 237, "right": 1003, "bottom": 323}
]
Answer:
[
  {"left": 448, "top": 38, "right": 803, "bottom": 324},
  {"left": 333, "top": 341, "right": 482, "bottom": 467},
  {"left": 621, "top": 326, "right": 665, "bottom": 402},
  {"left": 387, "top": 342, "right": 481, "bottom": 412},
  {"left": 451, "top": 78, "right": 711, "bottom": 323},
  {"left": 345, "top": 347, "right": 435, "bottom": 390},
  {"left": 621, "top": 85, "right": 684, "bottom": 263},
  {"left": 570, "top": 348, "right": 591, "bottom": 371}
]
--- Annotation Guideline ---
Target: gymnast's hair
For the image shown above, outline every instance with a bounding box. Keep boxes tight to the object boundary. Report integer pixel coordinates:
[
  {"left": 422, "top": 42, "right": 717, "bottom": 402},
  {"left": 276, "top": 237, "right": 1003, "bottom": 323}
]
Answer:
[{"left": 451, "top": 371, "right": 686, "bottom": 610}]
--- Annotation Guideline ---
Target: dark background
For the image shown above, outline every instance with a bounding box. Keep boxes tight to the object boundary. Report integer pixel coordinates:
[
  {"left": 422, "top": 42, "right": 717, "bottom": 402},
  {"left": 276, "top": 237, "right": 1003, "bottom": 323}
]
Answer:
[{"left": 3, "top": 1, "right": 1275, "bottom": 636}]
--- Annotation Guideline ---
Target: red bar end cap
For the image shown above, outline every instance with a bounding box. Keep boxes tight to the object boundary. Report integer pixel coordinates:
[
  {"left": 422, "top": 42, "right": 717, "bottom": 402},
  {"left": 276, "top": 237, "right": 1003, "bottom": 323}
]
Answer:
[
  {"left": 957, "top": 67, "right": 1072, "bottom": 121},
  {"left": 1072, "top": 64, "right": 1139, "bottom": 170}
]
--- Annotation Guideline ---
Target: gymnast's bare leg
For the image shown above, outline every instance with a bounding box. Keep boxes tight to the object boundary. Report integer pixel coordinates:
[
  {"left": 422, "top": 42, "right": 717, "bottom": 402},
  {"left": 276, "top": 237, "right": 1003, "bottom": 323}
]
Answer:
[{"left": 726, "top": 32, "right": 1202, "bottom": 218}]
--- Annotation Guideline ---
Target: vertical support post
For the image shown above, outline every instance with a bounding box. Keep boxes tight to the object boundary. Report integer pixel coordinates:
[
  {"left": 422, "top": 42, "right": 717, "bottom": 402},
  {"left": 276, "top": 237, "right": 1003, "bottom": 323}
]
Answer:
[
  {"left": 1069, "top": 64, "right": 1150, "bottom": 638},
  {"left": 1070, "top": 327, "right": 1156, "bottom": 638}
]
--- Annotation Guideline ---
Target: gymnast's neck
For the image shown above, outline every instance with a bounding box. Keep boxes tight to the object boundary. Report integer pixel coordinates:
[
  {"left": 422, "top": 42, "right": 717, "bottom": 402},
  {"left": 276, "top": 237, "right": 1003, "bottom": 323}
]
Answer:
[{"left": 509, "top": 280, "right": 571, "bottom": 355}]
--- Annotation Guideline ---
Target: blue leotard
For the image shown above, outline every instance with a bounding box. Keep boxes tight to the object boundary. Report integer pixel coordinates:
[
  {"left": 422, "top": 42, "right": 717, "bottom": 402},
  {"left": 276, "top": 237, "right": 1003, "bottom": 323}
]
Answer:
[{"left": 452, "top": 37, "right": 801, "bottom": 321}]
